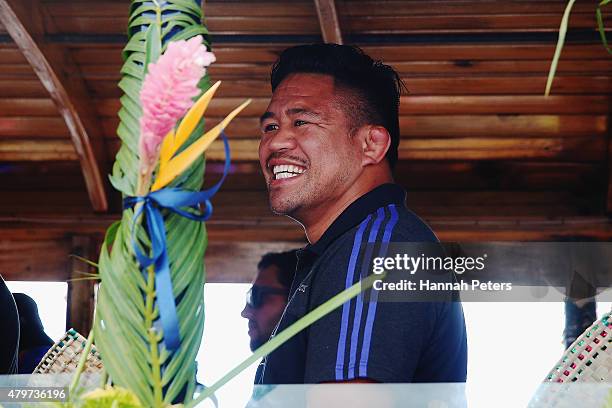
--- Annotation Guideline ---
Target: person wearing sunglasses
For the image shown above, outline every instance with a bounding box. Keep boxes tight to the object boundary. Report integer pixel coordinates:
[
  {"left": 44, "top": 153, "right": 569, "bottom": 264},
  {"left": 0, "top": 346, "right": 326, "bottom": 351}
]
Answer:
[{"left": 242, "top": 250, "right": 298, "bottom": 352}]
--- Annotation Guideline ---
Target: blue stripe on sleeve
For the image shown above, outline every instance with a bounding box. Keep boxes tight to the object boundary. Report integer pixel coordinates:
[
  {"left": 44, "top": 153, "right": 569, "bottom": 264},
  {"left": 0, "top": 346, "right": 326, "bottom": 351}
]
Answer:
[
  {"left": 334, "top": 214, "right": 372, "bottom": 380},
  {"left": 347, "top": 206, "right": 386, "bottom": 379},
  {"left": 359, "top": 204, "right": 399, "bottom": 377}
]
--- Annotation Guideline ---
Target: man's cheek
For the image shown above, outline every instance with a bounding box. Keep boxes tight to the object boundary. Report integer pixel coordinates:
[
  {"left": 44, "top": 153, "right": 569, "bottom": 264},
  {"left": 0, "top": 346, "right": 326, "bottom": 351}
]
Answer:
[{"left": 258, "top": 143, "right": 268, "bottom": 169}]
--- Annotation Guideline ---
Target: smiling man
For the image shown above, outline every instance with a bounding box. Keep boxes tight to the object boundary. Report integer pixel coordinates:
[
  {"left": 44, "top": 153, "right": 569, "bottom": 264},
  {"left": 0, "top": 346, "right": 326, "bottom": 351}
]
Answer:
[{"left": 256, "top": 44, "right": 467, "bottom": 384}]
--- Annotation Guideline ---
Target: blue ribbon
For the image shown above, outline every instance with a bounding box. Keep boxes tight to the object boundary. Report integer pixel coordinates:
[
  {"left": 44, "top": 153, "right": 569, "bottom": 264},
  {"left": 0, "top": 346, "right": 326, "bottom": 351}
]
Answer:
[{"left": 123, "top": 131, "right": 230, "bottom": 351}]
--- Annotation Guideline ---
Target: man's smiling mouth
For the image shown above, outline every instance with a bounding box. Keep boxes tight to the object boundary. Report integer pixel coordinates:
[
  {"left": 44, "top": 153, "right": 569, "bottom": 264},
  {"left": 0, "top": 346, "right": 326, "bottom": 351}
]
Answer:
[{"left": 272, "top": 164, "right": 306, "bottom": 180}]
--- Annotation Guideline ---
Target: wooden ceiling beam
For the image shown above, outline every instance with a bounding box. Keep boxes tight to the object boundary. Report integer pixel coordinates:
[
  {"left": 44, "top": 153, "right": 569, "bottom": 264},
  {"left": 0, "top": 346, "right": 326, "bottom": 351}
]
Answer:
[
  {"left": 0, "top": 215, "right": 611, "bottom": 242},
  {"left": 148, "top": 136, "right": 605, "bottom": 162},
  {"left": 314, "top": 0, "right": 343, "bottom": 44},
  {"left": 0, "top": 0, "right": 109, "bottom": 212},
  {"left": 2, "top": 216, "right": 612, "bottom": 283}
]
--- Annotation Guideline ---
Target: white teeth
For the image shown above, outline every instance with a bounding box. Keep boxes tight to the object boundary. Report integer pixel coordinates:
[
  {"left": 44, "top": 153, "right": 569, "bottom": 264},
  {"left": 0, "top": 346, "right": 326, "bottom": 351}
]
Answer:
[
  {"left": 276, "top": 172, "right": 299, "bottom": 180},
  {"left": 272, "top": 164, "right": 306, "bottom": 179},
  {"left": 276, "top": 172, "right": 298, "bottom": 180}
]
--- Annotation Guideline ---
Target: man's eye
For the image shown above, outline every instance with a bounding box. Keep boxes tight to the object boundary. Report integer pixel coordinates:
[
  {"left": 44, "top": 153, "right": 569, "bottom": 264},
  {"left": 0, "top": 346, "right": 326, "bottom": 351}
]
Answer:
[
  {"left": 294, "top": 120, "right": 308, "bottom": 127},
  {"left": 263, "top": 123, "right": 279, "bottom": 132}
]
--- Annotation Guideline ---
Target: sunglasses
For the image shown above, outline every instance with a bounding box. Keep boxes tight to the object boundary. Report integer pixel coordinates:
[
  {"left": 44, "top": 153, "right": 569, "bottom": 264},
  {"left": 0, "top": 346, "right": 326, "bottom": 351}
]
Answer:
[{"left": 246, "top": 285, "right": 289, "bottom": 309}]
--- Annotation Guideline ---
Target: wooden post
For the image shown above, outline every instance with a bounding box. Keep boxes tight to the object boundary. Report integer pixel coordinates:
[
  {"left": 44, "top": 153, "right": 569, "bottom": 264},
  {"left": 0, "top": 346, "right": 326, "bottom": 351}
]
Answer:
[{"left": 66, "top": 236, "right": 97, "bottom": 335}]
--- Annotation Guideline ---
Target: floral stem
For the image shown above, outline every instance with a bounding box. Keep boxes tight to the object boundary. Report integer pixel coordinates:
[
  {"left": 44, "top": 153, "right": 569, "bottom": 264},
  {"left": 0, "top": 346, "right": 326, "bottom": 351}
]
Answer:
[
  {"left": 144, "top": 263, "right": 164, "bottom": 407},
  {"left": 136, "top": 157, "right": 164, "bottom": 406},
  {"left": 137, "top": 167, "right": 152, "bottom": 197}
]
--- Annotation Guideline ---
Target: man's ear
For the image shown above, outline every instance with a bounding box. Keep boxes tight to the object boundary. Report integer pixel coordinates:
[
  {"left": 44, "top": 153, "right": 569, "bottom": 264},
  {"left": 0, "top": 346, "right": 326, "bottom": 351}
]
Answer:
[{"left": 361, "top": 126, "right": 391, "bottom": 166}]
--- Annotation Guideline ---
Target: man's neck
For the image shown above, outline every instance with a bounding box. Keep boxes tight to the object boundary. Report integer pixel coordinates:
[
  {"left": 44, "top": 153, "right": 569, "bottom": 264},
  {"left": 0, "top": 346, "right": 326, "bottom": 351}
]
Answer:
[{"left": 299, "top": 178, "right": 393, "bottom": 244}]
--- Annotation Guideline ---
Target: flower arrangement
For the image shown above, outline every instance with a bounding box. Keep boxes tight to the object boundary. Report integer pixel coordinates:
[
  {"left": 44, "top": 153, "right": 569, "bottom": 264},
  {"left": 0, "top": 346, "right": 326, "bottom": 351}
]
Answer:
[
  {"left": 137, "top": 35, "right": 216, "bottom": 191},
  {"left": 57, "top": 2, "right": 250, "bottom": 406}
]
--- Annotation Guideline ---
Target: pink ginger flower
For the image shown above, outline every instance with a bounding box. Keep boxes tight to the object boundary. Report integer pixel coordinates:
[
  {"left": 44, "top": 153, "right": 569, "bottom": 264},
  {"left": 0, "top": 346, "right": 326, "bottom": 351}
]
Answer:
[{"left": 138, "top": 35, "right": 215, "bottom": 168}]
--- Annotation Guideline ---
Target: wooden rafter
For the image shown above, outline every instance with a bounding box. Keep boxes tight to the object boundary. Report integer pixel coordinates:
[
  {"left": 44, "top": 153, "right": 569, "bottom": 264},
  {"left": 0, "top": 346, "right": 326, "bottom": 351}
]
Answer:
[
  {"left": 0, "top": 0, "right": 109, "bottom": 212},
  {"left": 314, "top": 0, "right": 343, "bottom": 44},
  {"left": 1, "top": 215, "right": 611, "bottom": 242}
]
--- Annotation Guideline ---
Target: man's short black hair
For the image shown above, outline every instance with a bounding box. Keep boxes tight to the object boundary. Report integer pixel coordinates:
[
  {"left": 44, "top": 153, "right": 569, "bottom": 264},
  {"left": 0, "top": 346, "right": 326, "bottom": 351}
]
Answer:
[
  {"left": 270, "top": 43, "right": 404, "bottom": 169},
  {"left": 257, "top": 249, "right": 299, "bottom": 289}
]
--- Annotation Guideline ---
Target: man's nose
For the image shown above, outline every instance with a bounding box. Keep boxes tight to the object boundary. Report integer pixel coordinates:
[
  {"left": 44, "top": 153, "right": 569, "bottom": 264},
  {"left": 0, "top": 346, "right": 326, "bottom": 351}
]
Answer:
[
  {"left": 241, "top": 304, "right": 253, "bottom": 319},
  {"left": 267, "top": 127, "right": 297, "bottom": 153}
]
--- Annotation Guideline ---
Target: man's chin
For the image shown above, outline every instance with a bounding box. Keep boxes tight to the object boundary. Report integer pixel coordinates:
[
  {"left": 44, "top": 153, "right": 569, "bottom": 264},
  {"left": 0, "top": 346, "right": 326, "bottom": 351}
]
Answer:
[
  {"left": 269, "top": 197, "right": 297, "bottom": 216},
  {"left": 250, "top": 338, "right": 265, "bottom": 352},
  {"left": 270, "top": 205, "right": 291, "bottom": 216}
]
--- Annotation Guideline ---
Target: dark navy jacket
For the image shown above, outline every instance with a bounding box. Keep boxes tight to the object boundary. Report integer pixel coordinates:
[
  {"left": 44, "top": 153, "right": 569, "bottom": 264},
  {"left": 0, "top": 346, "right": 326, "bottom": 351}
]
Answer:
[{"left": 256, "top": 183, "right": 468, "bottom": 384}]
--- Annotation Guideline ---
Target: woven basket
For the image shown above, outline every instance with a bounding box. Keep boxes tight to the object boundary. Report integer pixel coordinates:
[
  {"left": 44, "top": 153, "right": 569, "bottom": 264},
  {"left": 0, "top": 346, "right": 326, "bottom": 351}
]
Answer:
[
  {"left": 33, "top": 328, "right": 104, "bottom": 374},
  {"left": 546, "top": 310, "right": 612, "bottom": 383},
  {"left": 528, "top": 312, "right": 612, "bottom": 407}
]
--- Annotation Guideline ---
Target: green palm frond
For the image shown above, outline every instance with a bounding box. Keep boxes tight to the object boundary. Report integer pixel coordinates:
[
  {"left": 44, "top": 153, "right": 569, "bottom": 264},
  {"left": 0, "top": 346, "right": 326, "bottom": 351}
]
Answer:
[
  {"left": 545, "top": 0, "right": 577, "bottom": 96},
  {"left": 94, "top": 1, "right": 210, "bottom": 406},
  {"left": 186, "top": 273, "right": 383, "bottom": 408},
  {"left": 596, "top": 0, "right": 611, "bottom": 54},
  {"left": 546, "top": 0, "right": 611, "bottom": 95}
]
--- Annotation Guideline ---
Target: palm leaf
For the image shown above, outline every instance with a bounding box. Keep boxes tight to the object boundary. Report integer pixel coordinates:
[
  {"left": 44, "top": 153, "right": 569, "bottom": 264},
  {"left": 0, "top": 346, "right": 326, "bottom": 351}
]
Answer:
[
  {"left": 95, "top": 1, "right": 211, "bottom": 406},
  {"left": 186, "top": 273, "right": 384, "bottom": 408},
  {"left": 545, "top": 0, "right": 577, "bottom": 96},
  {"left": 596, "top": 0, "right": 612, "bottom": 54}
]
